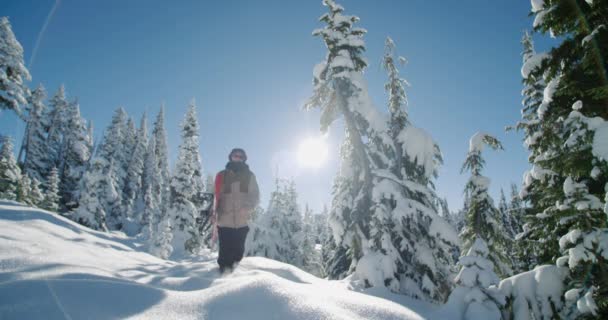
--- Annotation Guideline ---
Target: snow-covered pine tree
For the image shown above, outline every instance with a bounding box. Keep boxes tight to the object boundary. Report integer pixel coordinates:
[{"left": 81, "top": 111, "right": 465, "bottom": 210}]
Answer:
[
  {"left": 443, "top": 133, "right": 511, "bottom": 320},
  {"left": 509, "top": 182, "right": 531, "bottom": 273},
  {"left": 301, "top": 204, "right": 323, "bottom": 276},
  {"left": 245, "top": 206, "right": 267, "bottom": 256},
  {"left": 168, "top": 102, "right": 206, "bottom": 255},
  {"left": 141, "top": 123, "right": 160, "bottom": 235},
  {"left": 30, "top": 177, "right": 44, "bottom": 206},
  {"left": 355, "top": 36, "right": 459, "bottom": 302},
  {"left": 0, "top": 17, "right": 31, "bottom": 118},
  {"left": 85, "top": 121, "right": 94, "bottom": 161},
  {"left": 153, "top": 105, "right": 171, "bottom": 217},
  {"left": 16, "top": 172, "right": 32, "bottom": 205},
  {"left": 45, "top": 86, "right": 69, "bottom": 175},
  {"left": 0, "top": 137, "right": 21, "bottom": 200},
  {"left": 305, "top": 0, "right": 382, "bottom": 281},
  {"left": 358, "top": 36, "right": 405, "bottom": 294},
  {"left": 124, "top": 113, "right": 148, "bottom": 224},
  {"left": 122, "top": 117, "right": 137, "bottom": 211},
  {"left": 97, "top": 107, "right": 128, "bottom": 229},
  {"left": 71, "top": 157, "right": 117, "bottom": 231},
  {"left": 508, "top": 183, "right": 524, "bottom": 236},
  {"left": 59, "top": 99, "right": 91, "bottom": 210},
  {"left": 149, "top": 214, "right": 173, "bottom": 259},
  {"left": 313, "top": 204, "right": 334, "bottom": 278},
  {"left": 498, "top": 188, "right": 516, "bottom": 239},
  {"left": 41, "top": 167, "right": 60, "bottom": 211},
  {"left": 124, "top": 117, "right": 137, "bottom": 164},
  {"left": 313, "top": 204, "right": 330, "bottom": 246},
  {"left": 246, "top": 178, "right": 300, "bottom": 264},
  {"left": 313, "top": 204, "right": 333, "bottom": 277},
  {"left": 513, "top": 29, "right": 553, "bottom": 272},
  {"left": 460, "top": 133, "right": 512, "bottom": 278},
  {"left": 246, "top": 201, "right": 279, "bottom": 260},
  {"left": 519, "top": 1, "right": 608, "bottom": 316},
  {"left": 283, "top": 180, "right": 305, "bottom": 267},
  {"left": 22, "top": 85, "right": 49, "bottom": 182},
  {"left": 445, "top": 238, "right": 505, "bottom": 320}
]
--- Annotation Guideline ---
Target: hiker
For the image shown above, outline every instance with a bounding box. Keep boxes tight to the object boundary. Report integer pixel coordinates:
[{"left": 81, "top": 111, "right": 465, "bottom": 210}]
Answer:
[{"left": 213, "top": 148, "right": 260, "bottom": 274}]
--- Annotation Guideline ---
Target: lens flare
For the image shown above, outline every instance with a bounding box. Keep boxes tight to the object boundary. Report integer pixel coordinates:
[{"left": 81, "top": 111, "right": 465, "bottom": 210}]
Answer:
[{"left": 297, "top": 137, "right": 328, "bottom": 168}]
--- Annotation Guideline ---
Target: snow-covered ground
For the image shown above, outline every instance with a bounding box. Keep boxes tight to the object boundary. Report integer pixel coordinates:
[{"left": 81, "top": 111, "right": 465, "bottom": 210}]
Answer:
[{"left": 0, "top": 201, "right": 433, "bottom": 320}]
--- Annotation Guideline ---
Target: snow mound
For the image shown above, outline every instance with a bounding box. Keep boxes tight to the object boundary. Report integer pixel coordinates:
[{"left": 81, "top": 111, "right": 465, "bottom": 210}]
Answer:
[{"left": 0, "top": 201, "right": 426, "bottom": 320}]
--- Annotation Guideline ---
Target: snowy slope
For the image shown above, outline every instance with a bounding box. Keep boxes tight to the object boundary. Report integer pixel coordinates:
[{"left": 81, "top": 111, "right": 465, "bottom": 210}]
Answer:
[{"left": 0, "top": 201, "right": 430, "bottom": 320}]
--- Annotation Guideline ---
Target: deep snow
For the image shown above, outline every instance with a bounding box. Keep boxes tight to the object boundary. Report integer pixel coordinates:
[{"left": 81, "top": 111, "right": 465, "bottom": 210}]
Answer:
[{"left": 0, "top": 201, "right": 433, "bottom": 320}]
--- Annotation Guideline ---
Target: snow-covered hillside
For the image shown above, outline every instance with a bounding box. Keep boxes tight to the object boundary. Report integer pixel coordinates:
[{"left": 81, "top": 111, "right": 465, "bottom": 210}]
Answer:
[{"left": 0, "top": 201, "right": 431, "bottom": 320}]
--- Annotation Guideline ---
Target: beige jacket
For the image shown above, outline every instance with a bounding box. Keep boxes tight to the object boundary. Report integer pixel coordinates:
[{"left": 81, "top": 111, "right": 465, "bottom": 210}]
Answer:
[{"left": 215, "top": 169, "right": 259, "bottom": 228}]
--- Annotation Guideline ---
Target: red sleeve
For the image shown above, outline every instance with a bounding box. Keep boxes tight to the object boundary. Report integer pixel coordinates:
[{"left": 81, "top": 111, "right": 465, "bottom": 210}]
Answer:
[{"left": 214, "top": 172, "right": 223, "bottom": 211}]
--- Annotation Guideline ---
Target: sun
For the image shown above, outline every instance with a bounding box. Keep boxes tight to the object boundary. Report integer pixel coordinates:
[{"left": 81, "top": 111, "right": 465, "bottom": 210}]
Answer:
[{"left": 297, "top": 137, "right": 329, "bottom": 168}]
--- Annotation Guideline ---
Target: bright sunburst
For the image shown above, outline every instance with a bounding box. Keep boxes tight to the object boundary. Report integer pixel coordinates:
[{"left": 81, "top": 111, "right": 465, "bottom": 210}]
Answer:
[{"left": 297, "top": 137, "right": 329, "bottom": 168}]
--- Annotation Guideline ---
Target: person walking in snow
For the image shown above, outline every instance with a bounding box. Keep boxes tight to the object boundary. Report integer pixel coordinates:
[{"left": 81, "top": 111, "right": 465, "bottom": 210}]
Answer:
[{"left": 213, "top": 148, "right": 260, "bottom": 274}]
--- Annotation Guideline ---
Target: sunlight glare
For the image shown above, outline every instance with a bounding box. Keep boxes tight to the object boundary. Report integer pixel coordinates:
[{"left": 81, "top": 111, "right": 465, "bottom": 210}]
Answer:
[{"left": 297, "top": 137, "right": 329, "bottom": 168}]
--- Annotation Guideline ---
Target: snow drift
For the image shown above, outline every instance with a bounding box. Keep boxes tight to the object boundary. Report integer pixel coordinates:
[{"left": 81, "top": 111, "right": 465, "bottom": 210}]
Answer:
[{"left": 0, "top": 201, "right": 429, "bottom": 320}]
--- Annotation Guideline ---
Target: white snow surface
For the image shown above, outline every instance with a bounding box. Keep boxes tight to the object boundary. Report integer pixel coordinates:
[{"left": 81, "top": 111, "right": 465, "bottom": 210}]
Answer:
[
  {"left": 593, "top": 125, "right": 608, "bottom": 162},
  {"left": 0, "top": 201, "right": 429, "bottom": 320},
  {"left": 497, "top": 265, "right": 568, "bottom": 320}
]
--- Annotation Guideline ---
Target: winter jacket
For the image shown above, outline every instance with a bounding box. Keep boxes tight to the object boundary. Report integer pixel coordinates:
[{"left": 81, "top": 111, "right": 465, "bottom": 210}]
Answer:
[{"left": 214, "top": 162, "right": 260, "bottom": 228}]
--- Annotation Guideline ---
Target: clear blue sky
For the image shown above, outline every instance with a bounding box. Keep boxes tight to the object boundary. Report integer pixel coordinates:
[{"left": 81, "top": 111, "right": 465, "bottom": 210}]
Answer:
[{"left": 1, "top": 0, "right": 547, "bottom": 213}]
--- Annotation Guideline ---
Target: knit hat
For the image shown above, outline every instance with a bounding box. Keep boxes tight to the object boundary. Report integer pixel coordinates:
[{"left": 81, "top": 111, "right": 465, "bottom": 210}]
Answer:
[{"left": 229, "top": 148, "right": 247, "bottom": 161}]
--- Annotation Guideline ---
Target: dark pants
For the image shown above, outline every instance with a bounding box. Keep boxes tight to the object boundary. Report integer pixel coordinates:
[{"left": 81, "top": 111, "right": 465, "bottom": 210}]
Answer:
[{"left": 217, "top": 226, "right": 249, "bottom": 270}]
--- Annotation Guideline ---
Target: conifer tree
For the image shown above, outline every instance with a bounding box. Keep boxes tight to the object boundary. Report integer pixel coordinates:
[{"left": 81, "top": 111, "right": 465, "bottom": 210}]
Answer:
[
  {"left": 71, "top": 157, "right": 116, "bottom": 231},
  {"left": 301, "top": 204, "right": 323, "bottom": 276},
  {"left": 353, "top": 36, "right": 458, "bottom": 302},
  {"left": 0, "top": 138, "right": 21, "bottom": 200},
  {"left": 124, "top": 113, "right": 148, "bottom": 222},
  {"left": 498, "top": 188, "right": 516, "bottom": 239},
  {"left": 41, "top": 167, "right": 60, "bottom": 212},
  {"left": 446, "top": 238, "right": 505, "bottom": 320},
  {"left": 443, "top": 133, "right": 510, "bottom": 320},
  {"left": 124, "top": 118, "right": 137, "bottom": 163},
  {"left": 141, "top": 129, "right": 161, "bottom": 233},
  {"left": 149, "top": 215, "right": 173, "bottom": 259},
  {"left": 22, "top": 85, "right": 49, "bottom": 182},
  {"left": 30, "top": 177, "right": 44, "bottom": 206},
  {"left": 313, "top": 204, "right": 331, "bottom": 247},
  {"left": 0, "top": 17, "right": 31, "bottom": 118},
  {"left": 519, "top": 1, "right": 608, "bottom": 316},
  {"left": 86, "top": 121, "right": 94, "bottom": 161},
  {"left": 169, "top": 102, "right": 206, "bottom": 255},
  {"left": 16, "top": 173, "right": 32, "bottom": 205},
  {"left": 97, "top": 108, "right": 128, "bottom": 229},
  {"left": 246, "top": 179, "right": 284, "bottom": 263},
  {"left": 60, "top": 99, "right": 91, "bottom": 210},
  {"left": 508, "top": 183, "right": 524, "bottom": 235},
  {"left": 246, "top": 192, "right": 284, "bottom": 260},
  {"left": 305, "top": 0, "right": 380, "bottom": 280},
  {"left": 246, "top": 179, "right": 304, "bottom": 266},
  {"left": 460, "top": 133, "right": 512, "bottom": 278},
  {"left": 153, "top": 106, "right": 171, "bottom": 216},
  {"left": 45, "top": 86, "right": 69, "bottom": 173},
  {"left": 282, "top": 180, "right": 305, "bottom": 266}
]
